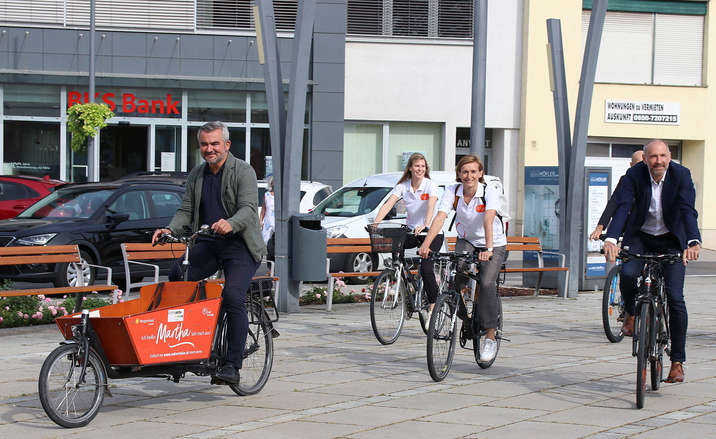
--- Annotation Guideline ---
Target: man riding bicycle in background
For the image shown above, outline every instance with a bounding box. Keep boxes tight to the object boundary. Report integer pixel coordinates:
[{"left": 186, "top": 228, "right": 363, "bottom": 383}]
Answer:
[
  {"left": 152, "top": 121, "right": 266, "bottom": 385},
  {"left": 604, "top": 139, "right": 701, "bottom": 383}
]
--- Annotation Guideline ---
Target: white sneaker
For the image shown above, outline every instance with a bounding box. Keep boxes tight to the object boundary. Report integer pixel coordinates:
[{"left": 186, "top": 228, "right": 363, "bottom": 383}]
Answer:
[{"left": 480, "top": 338, "right": 497, "bottom": 362}]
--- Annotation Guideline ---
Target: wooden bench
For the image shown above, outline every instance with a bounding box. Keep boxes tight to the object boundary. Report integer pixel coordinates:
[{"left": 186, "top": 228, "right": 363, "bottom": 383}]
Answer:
[
  {"left": 121, "top": 242, "right": 187, "bottom": 293},
  {"left": 0, "top": 245, "right": 117, "bottom": 312},
  {"left": 325, "top": 237, "right": 420, "bottom": 311},
  {"left": 446, "top": 236, "right": 569, "bottom": 297},
  {"left": 121, "top": 241, "right": 277, "bottom": 301}
]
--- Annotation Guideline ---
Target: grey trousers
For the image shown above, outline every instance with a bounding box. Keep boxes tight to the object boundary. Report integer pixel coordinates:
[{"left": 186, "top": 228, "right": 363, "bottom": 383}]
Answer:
[{"left": 454, "top": 239, "right": 507, "bottom": 329}]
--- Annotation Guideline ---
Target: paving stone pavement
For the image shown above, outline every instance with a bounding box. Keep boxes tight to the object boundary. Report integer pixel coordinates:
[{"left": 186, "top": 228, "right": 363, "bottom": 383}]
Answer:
[{"left": 1, "top": 275, "right": 715, "bottom": 439}]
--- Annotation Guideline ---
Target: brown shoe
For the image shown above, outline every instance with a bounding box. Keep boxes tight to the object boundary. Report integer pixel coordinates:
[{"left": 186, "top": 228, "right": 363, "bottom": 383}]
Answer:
[
  {"left": 665, "top": 362, "right": 684, "bottom": 383},
  {"left": 621, "top": 314, "right": 635, "bottom": 336}
]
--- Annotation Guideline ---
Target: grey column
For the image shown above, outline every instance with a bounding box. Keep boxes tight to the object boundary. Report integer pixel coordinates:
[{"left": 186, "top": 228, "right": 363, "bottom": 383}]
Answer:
[
  {"left": 281, "top": 0, "right": 317, "bottom": 312},
  {"left": 470, "top": 0, "right": 487, "bottom": 159},
  {"left": 546, "top": 18, "right": 571, "bottom": 298},
  {"left": 565, "top": 0, "right": 607, "bottom": 298}
]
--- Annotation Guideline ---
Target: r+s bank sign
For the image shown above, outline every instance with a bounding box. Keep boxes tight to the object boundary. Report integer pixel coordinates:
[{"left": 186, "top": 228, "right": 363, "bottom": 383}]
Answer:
[{"left": 68, "top": 91, "right": 180, "bottom": 115}]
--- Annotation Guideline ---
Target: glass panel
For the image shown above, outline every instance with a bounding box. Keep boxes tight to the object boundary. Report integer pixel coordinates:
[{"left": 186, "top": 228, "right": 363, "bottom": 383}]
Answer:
[
  {"left": 347, "top": 0, "right": 383, "bottom": 36},
  {"left": 0, "top": 181, "right": 37, "bottom": 201},
  {"left": 4, "top": 85, "right": 60, "bottom": 117},
  {"left": 388, "top": 122, "right": 441, "bottom": 173},
  {"left": 393, "top": 0, "right": 429, "bottom": 37},
  {"left": 99, "top": 125, "right": 148, "bottom": 181},
  {"left": 313, "top": 186, "right": 391, "bottom": 217},
  {"left": 19, "top": 187, "right": 113, "bottom": 219},
  {"left": 188, "top": 90, "right": 247, "bottom": 122},
  {"left": 587, "top": 142, "right": 610, "bottom": 157},
  {"left": 438, "top": 0, "right": 472, "bottom": 38},
  {"left": 250, "top": 92, "right": 268, "bottom": 123},
  {"left": 3, "top": 121, "right": 60, "bottom": 178},
  {"left": 188, "top": 126, "right": 246, "bottom": 170},
  {"left": 249, "top": 127, "right": 271, "bottom": 179},
  {"left": 155, "top": 126, "right": 182, "bottom": 172},
  {"left": 611, "top": 143, "right": 642, "bottom": 158},
  {"left": 148, "top": 190, "right": 182, "bottom": 218},
  {"left": 108, "top": 191, "right": 149, "bottom": 220},
  {"left": 344, "top": 123, "right": 382, "bottom": 184}
]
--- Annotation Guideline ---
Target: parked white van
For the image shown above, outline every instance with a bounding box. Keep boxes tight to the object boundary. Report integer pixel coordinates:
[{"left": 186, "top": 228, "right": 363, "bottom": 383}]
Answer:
[{"left": 311, "top": 171, "right": 463, "bottom": 280}]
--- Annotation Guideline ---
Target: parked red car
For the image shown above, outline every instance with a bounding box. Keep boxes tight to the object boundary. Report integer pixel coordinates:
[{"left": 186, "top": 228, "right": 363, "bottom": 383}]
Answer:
[{"left": 0, "top": 175, "right": 66, "bottom": 220}]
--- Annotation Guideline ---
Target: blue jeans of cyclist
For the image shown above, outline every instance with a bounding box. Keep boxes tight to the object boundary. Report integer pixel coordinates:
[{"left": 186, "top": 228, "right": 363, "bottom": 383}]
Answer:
[
  {"left": 620, "top": 231, "right": 687, "bottom": 363},
  {"left": 169, "top": 237, "right": 259, "bottom": 369},
  {"left": 455, "top": 239, "right": 506, "bottom": 329}
]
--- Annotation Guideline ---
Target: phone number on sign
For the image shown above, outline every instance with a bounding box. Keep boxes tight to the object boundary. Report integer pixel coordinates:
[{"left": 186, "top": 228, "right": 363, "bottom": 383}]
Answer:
[{"left": 632, "top": 114, "right": 678, "bottom": 123}]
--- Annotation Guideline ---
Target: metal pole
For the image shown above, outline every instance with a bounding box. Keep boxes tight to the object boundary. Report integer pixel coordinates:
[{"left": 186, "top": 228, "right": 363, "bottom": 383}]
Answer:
[
  {"left": 565, "top": 0, "right": 606, "bottom": 298},
  {"left": 254, "top": 0, "right": 289, "bottom": 311},
  {"left": 87, "top": 0, "right": 97, "bottom": 181},
  {"left": 281, "top": 0, "right": 317, "bottom": 312},
  {"left": 470, "top": 0, "right": 487, "bottom": 159},
  {"left": 546, "top": 19, "right": 571, "bottom": 298}
]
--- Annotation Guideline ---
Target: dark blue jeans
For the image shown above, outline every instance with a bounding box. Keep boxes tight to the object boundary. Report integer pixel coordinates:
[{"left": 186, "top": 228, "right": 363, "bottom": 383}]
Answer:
[
  {"left": 169, "top": 237, "right": 259, "bottom": 369},
  {"left": 620, "top": 232, "right": 687, "bottom": 363}
]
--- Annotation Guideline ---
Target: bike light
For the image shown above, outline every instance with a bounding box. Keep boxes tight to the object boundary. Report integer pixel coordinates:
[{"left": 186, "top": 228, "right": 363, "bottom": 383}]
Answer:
[{"left": 17, "top": 233, "right": 57, "bottom": 246}]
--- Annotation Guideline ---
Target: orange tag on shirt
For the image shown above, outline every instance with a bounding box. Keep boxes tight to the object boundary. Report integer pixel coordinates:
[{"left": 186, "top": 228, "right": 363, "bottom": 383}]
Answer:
[
  {"left": 420, "top": 193, "right": 429, "bottom": 201},
  {"left": 476, "top": 204, "right": 486, "bottom": 213}
]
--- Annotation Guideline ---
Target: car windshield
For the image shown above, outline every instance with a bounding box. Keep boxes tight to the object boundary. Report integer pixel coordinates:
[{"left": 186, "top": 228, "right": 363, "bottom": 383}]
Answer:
[
  {"left": 18, "top": 187, "right": 114, "bottom": 219},
  {"left": 312, "top": 186, "right": 391, "bottom": 217}
]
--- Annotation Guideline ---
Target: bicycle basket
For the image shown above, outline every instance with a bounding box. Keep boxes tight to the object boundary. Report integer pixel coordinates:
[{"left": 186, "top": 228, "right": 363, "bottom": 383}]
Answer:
[{"left": 367, "top": 224, "right": 410, "bottom": 255}]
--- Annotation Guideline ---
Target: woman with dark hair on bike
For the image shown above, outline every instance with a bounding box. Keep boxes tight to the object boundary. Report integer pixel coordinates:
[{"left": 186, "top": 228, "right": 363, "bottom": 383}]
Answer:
[
  {"left": 418, "top": 154, "right": 507, "bottom": 363},
  {"left": 371, "top": 152, "right": 443, "bottom": 308}
]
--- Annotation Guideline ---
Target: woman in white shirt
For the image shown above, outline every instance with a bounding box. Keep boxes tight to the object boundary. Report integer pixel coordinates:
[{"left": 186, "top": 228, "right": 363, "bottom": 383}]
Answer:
[
  {"left": 372, "top": 153, "right": 443, "bottom": 306},
  {"left": 418, "top": 155, "right": 507, "bottom": 363},
  {"left": 260, "top": 176, "right": 275, "bottom": 244}
]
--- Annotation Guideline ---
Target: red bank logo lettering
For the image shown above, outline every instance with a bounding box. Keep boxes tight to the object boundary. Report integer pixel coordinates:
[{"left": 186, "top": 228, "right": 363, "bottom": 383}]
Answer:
[{"left": 68, "top": 91, "right": 180, "bottom": 115}]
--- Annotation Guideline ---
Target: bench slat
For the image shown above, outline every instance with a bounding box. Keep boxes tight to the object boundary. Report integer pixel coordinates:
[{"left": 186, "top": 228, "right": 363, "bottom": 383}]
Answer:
[
  {"left": 503, "top": 267, "right": 569, "bottom": 273},
  {"left": 122, "top": 243, "right": 187, "bottom": 252},
  {"left": 327, "top": 238, "right": 371, "bottom": 245},
  {"left": 125, "top": 251, "right": 184, "bottom": 260},
  {"left": 326, "top": 246, "right": 373, "bottom": 254},
  {"left": 0, "top": 245, "right": 79, "bottom": 256},
  {"left": 1, "top": 284, "right": 118, "bottom": 297},
  {"left": 0, "top": 254, "right": 79, "bottom": 265},
  {"left": 505, "top": 244, "right": 542, "bottom": 252}
]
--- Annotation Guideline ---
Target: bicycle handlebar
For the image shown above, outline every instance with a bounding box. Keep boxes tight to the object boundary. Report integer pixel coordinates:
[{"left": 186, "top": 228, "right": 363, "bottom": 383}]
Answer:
[
  {"left": 618, "top": 248, "right": 682, "bottom": 265},
  {"left": 153, "top": 224, "right": 217, "bottom": 246}
]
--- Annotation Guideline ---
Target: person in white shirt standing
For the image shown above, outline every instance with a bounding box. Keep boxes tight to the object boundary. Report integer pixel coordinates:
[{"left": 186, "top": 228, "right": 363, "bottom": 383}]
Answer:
[
  {"left": 418, "top": 155, "right": 507, "bottom": 363},
  {"left": 372, "top": 153, "right": 442, "bottom": 306}
]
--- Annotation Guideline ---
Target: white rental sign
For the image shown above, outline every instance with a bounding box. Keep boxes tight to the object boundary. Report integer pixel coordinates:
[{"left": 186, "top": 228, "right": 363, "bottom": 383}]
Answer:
[{"left": 605, "top": 100, "right": 680, "bottom": 125}]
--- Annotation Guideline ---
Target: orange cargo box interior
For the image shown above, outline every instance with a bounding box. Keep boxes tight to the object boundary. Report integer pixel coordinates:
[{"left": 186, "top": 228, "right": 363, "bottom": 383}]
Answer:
[{"left": 56, "top": 281, "right": 223, "bottom": 366}]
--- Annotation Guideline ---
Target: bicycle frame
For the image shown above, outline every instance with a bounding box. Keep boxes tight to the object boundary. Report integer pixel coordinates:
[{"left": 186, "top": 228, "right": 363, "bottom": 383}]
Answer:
[{"left": 632, "top": 261, "right": 669, "bottom": 359}]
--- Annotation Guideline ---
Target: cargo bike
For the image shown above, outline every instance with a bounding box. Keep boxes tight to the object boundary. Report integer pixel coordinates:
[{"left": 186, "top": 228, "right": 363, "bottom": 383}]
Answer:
[{"left": 38, "top": 228, "right": 279, "bottom": 428}]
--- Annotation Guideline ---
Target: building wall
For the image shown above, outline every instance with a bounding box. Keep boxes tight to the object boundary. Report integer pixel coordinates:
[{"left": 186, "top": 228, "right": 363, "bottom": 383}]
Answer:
[
  {"left": 520, "top": 0, "right": 714, "bottom": 246},
  {"left": 344, "top": 0, "right": 523, "bottom": 173}
]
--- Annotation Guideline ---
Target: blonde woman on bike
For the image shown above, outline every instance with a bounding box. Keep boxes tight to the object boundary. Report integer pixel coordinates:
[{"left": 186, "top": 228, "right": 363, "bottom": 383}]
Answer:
[
  {"left": 418, "top": 154, "right": 507, "bottom": 363},
  {"left": 372, "top": 153, "right": 442, "bottom": 308}
]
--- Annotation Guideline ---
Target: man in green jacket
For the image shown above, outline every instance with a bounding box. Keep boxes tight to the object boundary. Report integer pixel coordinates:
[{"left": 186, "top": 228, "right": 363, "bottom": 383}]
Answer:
[{"left": 152, "top": 121, "right": 266, "bottom": 384}]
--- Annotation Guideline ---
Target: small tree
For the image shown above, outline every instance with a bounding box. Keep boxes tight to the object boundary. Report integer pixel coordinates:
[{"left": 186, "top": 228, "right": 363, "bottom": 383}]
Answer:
[{"left": 67, "top": 103, "right": 115, "bottom": 151}]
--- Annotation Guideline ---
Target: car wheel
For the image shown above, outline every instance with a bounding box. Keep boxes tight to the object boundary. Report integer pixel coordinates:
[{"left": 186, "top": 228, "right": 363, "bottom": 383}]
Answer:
[
  {"left": 346, "top": 252, "right": 377, "bottom": 284},
  {"left": 55, "top": 249, "right": 95, "bottom": 288}
]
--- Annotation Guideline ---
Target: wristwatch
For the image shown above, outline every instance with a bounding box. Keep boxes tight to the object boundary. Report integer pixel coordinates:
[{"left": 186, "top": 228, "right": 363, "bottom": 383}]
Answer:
[{"left": 487, "top": 247, "right": 493, "bottom": 252}]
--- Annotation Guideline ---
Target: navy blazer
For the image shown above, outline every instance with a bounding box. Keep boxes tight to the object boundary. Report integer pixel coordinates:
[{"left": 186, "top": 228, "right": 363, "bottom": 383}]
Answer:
[{"left": 606, "top": 161, "right": 700, "bottom": 249}]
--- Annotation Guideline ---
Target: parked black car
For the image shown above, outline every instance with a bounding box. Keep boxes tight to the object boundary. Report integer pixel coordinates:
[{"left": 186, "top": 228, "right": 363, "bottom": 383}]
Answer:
[{"left": 0, "top": 181, "right": 186, "bottom": 288}]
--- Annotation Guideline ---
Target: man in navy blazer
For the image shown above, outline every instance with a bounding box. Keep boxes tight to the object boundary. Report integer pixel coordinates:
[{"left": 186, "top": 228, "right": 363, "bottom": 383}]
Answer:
[{"left": 604, "top": 140, "right": 701, "bottom": 383}]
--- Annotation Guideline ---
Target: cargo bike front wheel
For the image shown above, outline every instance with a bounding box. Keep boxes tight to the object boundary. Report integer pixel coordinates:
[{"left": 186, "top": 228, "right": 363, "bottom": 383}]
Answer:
[{"left": 38, "top": 343, "right": 107, "bottom": 428}]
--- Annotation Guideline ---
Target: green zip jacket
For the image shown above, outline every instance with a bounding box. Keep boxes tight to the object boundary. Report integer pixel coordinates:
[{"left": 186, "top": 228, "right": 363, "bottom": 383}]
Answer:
[{"left": 168, "top": 153, "right": 266, "bottom": 263}]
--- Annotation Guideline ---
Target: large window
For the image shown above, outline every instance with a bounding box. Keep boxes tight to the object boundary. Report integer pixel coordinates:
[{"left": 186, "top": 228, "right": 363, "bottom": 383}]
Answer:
[
  {"left": 4, "top": 85, "right": 60, "bottom": 117},
  {"left": 583, "top": 10, "right": 704, "bottom": 86},
  {"left": 3, "top": 121, "right": 60, "bottom": 178},
  {"left": 347, "top": 0, "right": 473, "bottom": 39},
  {"left": 344, "top": 121, "right": 442, "bottom": 184}
]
